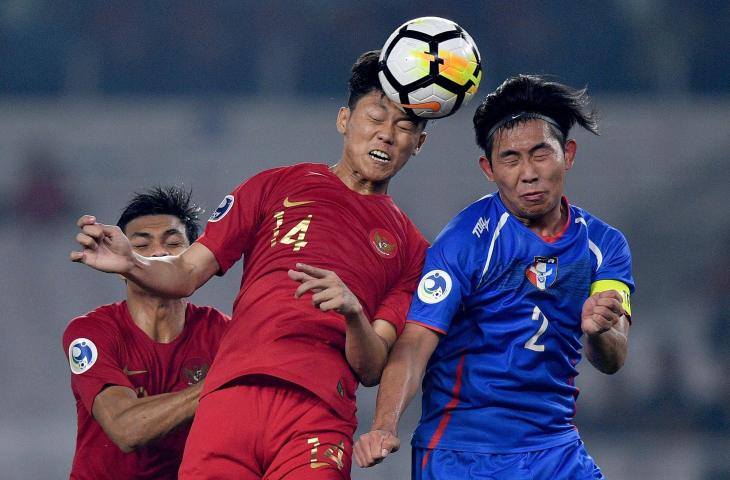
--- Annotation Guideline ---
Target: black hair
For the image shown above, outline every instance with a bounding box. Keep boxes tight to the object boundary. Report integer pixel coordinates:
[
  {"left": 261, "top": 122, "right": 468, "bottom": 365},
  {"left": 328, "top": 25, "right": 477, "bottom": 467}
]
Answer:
[
  {"left": 116, "top": 185, "right": 202, "bottom": 242},
  {"left": 474, "top": 74, "right": 599, "bottom": 158},
  {"left": 347, "top": 49, "right": 427, "bottom": 130}
]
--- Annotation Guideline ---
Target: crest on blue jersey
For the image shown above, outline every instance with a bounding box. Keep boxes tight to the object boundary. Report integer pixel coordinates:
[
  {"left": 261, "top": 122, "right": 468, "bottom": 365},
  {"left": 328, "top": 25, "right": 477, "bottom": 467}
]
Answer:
[
  {"left": 209, "top": 195, "right": 234, "bottom": 222},
  {"left": 526, "top": 256, "right": 558, "bottom": 291},
  {"left": 417, "top": 269, "right": 452, "bottom": 304},
  {"left": 68, "top": 338, "right": 98, "bottom": 375}
]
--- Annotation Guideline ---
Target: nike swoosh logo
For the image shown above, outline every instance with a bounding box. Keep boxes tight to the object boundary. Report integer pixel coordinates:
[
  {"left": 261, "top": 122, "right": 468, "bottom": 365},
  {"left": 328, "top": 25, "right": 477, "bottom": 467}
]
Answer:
[
  {"left": 398, "top": 101, "right": 442, "bottom": 112},
  {"left": 283, "top": 197, "right": 315, "bottom": 208},
  {"left": 123, "top": 367, "right": 148, "bottom": 376}
]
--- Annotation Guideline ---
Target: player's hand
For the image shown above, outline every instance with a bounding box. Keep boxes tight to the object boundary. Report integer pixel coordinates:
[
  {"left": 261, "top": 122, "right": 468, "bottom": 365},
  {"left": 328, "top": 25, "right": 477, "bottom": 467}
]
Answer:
[
  {"left": 581, "top": 290, "right": 625, "bottom": 337},
  {"left": 353, "top": 429, "right": 400, "bottom": 468},
  {"left": 288, "top": 263, "right": 363, "bottom": 317},
  {"left": 70, "top": 215, "right": 135, "bottom": 273}
]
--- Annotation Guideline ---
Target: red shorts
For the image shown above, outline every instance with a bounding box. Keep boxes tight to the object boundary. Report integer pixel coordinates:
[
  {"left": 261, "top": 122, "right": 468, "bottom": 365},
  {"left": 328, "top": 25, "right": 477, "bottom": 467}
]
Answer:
[{"left": 179, "top": 375, "right": 355, "bottom": 479}]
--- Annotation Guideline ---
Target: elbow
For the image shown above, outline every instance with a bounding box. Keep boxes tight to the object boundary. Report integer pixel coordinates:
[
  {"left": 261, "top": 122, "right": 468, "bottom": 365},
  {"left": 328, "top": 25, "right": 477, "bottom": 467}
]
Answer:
[
  {"left": 180, "top": 284, "right": 197, "bottom": 298},
  {"left": 107, "top": 426, "right": 146, "bottom": 453},
  {"left": 598, "top": 364, "right": 621, "bottom": 375},
  {"left": 591, "top": 355, "right": 626, "bottom": 375},
  {"left": 357, "top": 365, "right": 385, "bottom": 387},
  {"left": 360, "top": 374, "right": 381, "bottom": 388}
]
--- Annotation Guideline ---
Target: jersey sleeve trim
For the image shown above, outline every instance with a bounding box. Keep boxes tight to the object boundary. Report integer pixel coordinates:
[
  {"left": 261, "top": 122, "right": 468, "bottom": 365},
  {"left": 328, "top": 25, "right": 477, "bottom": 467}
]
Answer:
[
  {"left": 374, "top": 311, "right": 405, "bottom": 336},
  {"left": 406, "top": 319, "right": 447, "bottom": 335},
  {"left": 590, "top": 279, "right": 632, "bottom": 317}
]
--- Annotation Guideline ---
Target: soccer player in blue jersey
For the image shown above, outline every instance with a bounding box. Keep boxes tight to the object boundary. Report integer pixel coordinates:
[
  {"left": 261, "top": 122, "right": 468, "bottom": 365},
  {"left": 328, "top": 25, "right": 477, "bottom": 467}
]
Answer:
[{"left": 354, "top": 75, "right": 634, "bottom": 479}]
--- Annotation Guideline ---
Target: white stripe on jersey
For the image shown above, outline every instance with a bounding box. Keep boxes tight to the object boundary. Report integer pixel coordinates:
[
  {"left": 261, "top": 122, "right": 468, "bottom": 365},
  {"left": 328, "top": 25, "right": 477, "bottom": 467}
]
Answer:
[
  {"left": 478, "top": 212, "right": 510, "bottom": 287},
  {"left": 575, "top": 217, "right": 603, "bottom": 270}
]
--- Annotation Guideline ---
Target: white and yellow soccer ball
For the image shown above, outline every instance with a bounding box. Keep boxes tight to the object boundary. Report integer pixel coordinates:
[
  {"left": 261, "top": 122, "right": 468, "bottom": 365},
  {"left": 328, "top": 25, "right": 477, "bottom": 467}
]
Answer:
[{"left": 379, "top": 16, "right": 482, "bottom": 119}]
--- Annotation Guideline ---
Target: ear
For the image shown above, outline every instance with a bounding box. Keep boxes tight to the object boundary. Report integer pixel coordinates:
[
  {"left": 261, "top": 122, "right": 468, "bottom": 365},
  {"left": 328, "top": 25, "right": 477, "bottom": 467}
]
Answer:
[
  {"left": 413, "top": 132, "right": 428, "bottom": 155},
  {"left": 478, "top": 155, "right": 496, "bottom": 182},
  {"left": 336, "top": 107, "right": 349, "bottom": 135},
  {"left": 563, "top": 139, "right": 577, "bottom": 171}
]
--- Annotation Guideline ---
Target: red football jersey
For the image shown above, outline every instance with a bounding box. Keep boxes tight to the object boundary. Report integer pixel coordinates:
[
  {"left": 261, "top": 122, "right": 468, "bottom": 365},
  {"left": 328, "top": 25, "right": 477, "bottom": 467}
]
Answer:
[
  {"left": 197, "top": 163, "right": 428, "bottom": 422},
  {"left": 63, "top": 301, "right": 229, "bottom": 480}
]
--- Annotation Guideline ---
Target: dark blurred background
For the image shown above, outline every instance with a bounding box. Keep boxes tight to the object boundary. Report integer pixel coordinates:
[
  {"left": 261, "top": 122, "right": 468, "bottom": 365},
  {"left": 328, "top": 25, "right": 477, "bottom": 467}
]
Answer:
[{"left": 1, "top": 1, "right": 728, "bottom": 479}]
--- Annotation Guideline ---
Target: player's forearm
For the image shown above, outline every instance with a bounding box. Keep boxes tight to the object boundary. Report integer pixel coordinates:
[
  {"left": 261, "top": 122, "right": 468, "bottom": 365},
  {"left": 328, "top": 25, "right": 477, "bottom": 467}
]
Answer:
[
  {"left": 126, "top": 253, "right": 199, "bottom": 298},
  {"left": 585, "top": 319, "right": 628, "bottom": 374},
  {"left": 370, "top": 339, "right": 425, "bottom": 435},
  {"left": 344, "top": 309, "right": 389, "bottom": 387},
  {"left": 107, "top": 382, "right": 202, "bottom": 452}
]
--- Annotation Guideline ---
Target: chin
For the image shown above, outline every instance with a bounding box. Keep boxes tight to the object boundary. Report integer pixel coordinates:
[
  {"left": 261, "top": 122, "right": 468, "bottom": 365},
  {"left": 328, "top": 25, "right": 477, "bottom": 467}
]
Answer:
[{"left": 521, "top": 206, "right": 549, "bottom": 219}]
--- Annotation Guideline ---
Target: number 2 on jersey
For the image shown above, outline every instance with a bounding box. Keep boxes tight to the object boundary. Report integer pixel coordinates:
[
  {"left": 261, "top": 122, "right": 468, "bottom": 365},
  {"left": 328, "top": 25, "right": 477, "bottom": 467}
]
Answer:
[
  {"left": 524, "top": 305, "right": 549, "bottom": 352},
  {"left": 271, "top": 210, "right": 312, "bottom": 251}
]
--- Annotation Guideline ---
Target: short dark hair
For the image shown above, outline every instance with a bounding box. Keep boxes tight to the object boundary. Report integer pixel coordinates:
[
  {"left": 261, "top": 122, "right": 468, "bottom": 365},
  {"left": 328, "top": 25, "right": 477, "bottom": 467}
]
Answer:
[
  {"left": 116, "top": 185, "right": 202, "bottom": 242},
  {"left": 347, "top": 49, "right": 427, "bottom": 130},
  {"left": 474, "top": 74, "right": 599, "bottom": 157}
]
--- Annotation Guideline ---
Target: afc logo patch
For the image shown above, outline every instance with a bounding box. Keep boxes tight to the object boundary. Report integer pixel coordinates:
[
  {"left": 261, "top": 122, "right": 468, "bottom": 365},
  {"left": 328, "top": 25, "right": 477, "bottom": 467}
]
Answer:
[
  {"left": 526, "top": 256, "right": 558, "bottom": 291},
  {"left": 68, "top": 338, "right": 98, "bottom": 375},
  {"left": 209, "top": 195, "right": 234, "bottom": 222}
]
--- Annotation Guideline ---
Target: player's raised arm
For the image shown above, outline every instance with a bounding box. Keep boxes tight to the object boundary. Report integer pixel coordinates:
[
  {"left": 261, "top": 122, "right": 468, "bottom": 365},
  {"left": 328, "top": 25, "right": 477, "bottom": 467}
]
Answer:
[
  {"left": 353, "top": 322, "right": 440, "bottom": 468},
  {"left": 71, "top": 214, "right": 219, "bottom": 298}
]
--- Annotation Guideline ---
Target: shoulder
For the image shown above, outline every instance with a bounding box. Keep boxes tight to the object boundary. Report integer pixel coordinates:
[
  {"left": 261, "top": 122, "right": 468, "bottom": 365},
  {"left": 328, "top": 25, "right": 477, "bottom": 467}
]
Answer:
[
  {"left": 231, "top": 164, "right": 300, "bottom": 191},
  {"left": 187, "top": 303, "right": 229, "bottom": 322},
  {"left": 433, "top": 194, "right": 502, "bottom": 249},
  {"left": 252, "top": 163, "right": 327, "bottom": 182},
  {"left": 186, "top": 304, "right": 230, "bottom": 333},
  {"left": 572, "top": 206, "right": 630, "bottom": 248},
  {"left": 63, "top": 302, "right": 125, "bottom": 349},
  {"left": 230, "top": 163, "right": 329, "bottom": 197},
  {"left": 395, "top": 208, "right": 428, "bottom": 247}
]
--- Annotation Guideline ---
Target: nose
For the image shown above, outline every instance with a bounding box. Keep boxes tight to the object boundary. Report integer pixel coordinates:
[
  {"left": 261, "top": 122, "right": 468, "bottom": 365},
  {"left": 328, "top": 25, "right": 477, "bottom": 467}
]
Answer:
[
  {"left": 519, "top": 159, "right": 539, "bottom": 184},
  {"left": 377, "top": 121, "right": 395, "bottom": 144},
  {"left": 149, "top": 244, "right": 171, "bottom": 257}
]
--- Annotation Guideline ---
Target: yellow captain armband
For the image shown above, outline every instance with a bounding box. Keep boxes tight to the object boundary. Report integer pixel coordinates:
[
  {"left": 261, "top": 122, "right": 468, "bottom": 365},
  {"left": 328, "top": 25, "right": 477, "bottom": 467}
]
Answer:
[{"left": 590, "top": 280, "right": 632, "bottom": 317}]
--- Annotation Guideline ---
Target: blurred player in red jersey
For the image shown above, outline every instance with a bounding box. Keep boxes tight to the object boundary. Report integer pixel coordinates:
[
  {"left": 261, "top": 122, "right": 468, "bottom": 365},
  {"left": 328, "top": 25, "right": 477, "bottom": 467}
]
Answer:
[
  {"left": 70, "top": 50, "right": 429, "bottom": 479},
  {"left": 64, "top": 186, "right": 229, "bottom": 479}
]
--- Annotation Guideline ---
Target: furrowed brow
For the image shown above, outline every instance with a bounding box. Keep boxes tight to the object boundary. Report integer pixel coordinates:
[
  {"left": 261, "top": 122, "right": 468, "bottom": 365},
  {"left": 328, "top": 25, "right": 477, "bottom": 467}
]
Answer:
[
  {"left": 529, "top": 142, "right": 553, "bottom": 154},
  {"left": 129, "top": 232, "right": 152, "bottom": 239}
]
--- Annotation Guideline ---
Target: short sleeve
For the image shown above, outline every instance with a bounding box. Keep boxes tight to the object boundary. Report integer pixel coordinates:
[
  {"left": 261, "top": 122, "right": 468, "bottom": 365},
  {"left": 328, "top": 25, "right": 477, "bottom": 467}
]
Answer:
[
  {"left": 590, "top": 227, "right": 635, "bottom": 315},
  {"left": 196, "top": 167, "right": 286, "bottom": 274},
  {"left": 373, "top": 225, "right": 428, "bottom": 335},
  {"left": 406, "top": 221, "right": 476, "bottom": 334},
  {"left": 63, "top": 315, "right": 134, "bottom": 414}
]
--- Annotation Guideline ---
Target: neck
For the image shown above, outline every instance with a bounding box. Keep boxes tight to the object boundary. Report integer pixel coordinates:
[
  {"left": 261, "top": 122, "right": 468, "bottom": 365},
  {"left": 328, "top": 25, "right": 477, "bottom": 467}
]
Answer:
[
  {"left": 126, "top": 290, "right": 187, "bottom": 343},
  {"left": 329, "top": 163, "right": 388, "bottom": 195}
]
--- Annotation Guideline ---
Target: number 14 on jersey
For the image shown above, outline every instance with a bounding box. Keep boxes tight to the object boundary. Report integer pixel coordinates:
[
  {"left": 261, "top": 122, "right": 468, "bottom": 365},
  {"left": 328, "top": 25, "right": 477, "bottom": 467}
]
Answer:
[{"left": 271, "top": 210, "right": 313, "bottom": 251}]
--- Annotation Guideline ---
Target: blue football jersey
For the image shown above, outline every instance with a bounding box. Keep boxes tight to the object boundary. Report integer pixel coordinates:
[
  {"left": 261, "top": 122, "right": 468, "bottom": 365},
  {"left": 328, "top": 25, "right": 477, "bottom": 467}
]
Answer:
[{"left": 409, "top": 194, "right": 634, "bottom": 454}]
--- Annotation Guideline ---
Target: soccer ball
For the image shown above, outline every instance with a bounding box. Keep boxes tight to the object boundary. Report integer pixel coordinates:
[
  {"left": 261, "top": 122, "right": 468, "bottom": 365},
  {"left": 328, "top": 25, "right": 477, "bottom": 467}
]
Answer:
[{"left": 378, "top": 17, "right": 482, "bottom": 119}]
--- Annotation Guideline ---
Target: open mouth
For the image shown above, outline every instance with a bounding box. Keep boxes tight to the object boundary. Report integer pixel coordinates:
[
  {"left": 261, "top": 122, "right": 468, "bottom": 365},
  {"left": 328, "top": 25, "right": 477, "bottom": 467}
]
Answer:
[{"left": 369, "top": 150, "right": 391, "bottom": 163}]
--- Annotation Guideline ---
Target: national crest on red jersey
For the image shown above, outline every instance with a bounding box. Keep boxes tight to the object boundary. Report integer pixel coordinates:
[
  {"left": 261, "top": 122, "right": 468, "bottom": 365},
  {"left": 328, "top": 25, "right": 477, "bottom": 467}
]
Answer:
[
  {"left": 369, "top": 228, "right": 397, "bottom": 258},
  {"left": 181, "top": 357, "right": 211, "bottom": 386}
]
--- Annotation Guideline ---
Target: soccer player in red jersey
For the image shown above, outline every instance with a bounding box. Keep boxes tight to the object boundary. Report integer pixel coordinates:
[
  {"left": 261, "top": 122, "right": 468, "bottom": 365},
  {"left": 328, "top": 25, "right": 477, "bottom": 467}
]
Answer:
[
  {"left": 70, "top": 50, "right": 429, "bottom": 479},
  {"left": 64, "top": 186, "right": 229, "bottom": 480}
]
